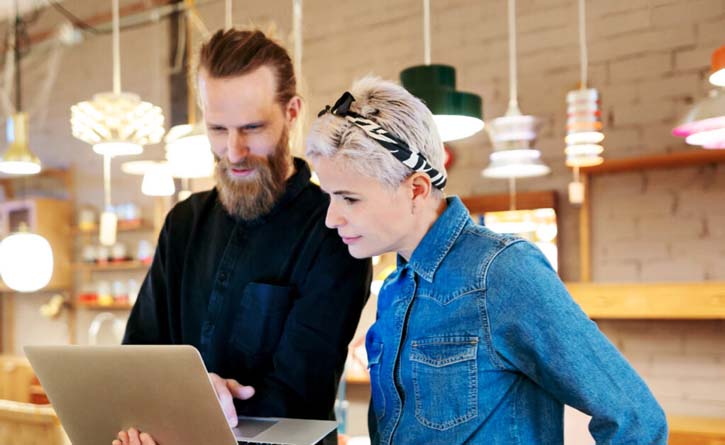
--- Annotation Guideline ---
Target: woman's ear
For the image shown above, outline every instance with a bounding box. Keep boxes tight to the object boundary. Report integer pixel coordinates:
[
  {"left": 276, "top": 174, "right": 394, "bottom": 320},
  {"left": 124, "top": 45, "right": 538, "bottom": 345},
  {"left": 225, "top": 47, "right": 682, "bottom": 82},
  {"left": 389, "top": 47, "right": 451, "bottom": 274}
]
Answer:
[{"left": 409, "top": 172, "right": 433, "bottom": 203}]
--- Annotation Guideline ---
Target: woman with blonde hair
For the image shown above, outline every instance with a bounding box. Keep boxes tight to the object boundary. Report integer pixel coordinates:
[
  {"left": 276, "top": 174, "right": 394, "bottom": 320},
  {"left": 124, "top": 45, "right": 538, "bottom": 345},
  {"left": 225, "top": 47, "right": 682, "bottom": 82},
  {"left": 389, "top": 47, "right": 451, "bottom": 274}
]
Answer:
[{"left": 306, "top": 76, "right": 667, "bottom": 445}]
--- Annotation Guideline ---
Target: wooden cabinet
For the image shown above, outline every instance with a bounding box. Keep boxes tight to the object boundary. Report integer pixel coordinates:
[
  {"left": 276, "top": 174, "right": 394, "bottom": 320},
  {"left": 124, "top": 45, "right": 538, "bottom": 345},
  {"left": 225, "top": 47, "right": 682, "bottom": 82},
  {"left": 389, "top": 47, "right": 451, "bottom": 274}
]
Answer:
[{"left": 0, "top": 198, "right": 72, "bottom": 292}]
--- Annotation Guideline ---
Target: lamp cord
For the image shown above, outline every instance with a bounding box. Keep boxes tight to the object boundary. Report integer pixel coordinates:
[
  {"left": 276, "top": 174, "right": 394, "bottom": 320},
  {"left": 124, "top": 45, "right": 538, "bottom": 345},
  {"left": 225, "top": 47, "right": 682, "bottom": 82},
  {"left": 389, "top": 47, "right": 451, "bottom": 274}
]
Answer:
[
  {"left": 225, "top": 0, "right": 232, "bottom": 30},
  {"left": 103, "top": 154, "right": 112, "bottom": 210},
  {"left": 578, "top": 0, "right": 588, "bottom": 90},
  {"left": 423, "top": 0, "right": 431, "bottom": 65},
  {"left": 507, "top": 0, "right": 521, "bottom": 116},
  {"left": 293, "top": 0, "right": 302, "bottom": 81},
  {"left": 112, "top": 0, "right": 121, "bottom": 94}
]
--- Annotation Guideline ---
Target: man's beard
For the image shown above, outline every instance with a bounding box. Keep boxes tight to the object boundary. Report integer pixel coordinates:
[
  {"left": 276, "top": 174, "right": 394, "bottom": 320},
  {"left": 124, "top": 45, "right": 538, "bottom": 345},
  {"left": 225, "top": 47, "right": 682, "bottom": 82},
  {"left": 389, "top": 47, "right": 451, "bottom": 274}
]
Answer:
[{"left": 214, "top": 132, "right": 290, "bottom": 221}]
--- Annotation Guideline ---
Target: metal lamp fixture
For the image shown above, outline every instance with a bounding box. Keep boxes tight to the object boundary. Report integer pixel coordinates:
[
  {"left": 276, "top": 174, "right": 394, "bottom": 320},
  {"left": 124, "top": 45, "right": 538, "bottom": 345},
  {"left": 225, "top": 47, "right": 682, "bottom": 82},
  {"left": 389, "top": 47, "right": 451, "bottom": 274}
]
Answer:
[
  {"left": 70, "top": 0, "right": 165, "bottom": 157},
  {"left": 0, "top": 8, "right": 42, "bottom": 176},
  {"left": 400, "top": 0, "right": 483, "bottom": 142},
  {"left": 0, "top": 112, "right": 41, "bottom": 175},
  {"left": 482, "top": 0, "right": 550, "bottom": 180}
]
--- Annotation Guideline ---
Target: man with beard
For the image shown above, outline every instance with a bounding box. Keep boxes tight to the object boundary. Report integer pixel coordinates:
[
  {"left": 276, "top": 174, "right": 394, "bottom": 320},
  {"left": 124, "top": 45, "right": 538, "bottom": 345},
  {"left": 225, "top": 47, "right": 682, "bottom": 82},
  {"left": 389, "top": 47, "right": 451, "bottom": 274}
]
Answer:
[{"left": 121, "top": 28, "right": 372, "bottom": 433}]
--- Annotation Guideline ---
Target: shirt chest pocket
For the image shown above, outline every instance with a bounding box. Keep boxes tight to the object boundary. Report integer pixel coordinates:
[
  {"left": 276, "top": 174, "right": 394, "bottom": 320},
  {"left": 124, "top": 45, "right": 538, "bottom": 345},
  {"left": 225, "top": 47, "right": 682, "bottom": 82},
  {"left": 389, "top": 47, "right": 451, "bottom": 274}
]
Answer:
[
  {"left": 230, "top": 282, "right": 294, "bottom": 359},
  {"left": 410, "top": 336, "right": 479, "bottom": 431}
]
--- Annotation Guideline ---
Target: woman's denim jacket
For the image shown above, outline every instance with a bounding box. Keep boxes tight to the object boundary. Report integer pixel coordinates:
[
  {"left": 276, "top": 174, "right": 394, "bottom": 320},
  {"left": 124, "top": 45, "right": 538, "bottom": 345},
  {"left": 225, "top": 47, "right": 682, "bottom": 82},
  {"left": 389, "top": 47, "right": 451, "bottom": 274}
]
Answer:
[{"left": 365, "top": 197, "right": 667, "bottom": 445}]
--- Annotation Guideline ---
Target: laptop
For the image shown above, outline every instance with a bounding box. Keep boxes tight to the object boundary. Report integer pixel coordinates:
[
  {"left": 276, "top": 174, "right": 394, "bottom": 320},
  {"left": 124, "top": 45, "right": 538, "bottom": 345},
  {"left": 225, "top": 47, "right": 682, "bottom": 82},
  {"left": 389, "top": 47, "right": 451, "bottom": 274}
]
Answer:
[{"left": 24, "top": 345, "right": 338, "bottom": 445}]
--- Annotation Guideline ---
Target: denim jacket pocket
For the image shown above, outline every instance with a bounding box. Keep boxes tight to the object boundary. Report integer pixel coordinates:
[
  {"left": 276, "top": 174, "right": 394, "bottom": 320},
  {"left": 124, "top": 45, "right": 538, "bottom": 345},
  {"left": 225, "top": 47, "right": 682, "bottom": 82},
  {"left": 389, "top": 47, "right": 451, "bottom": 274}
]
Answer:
[
  {"left": 410, "top": 336, "right": 478, "bottom": 431},
  {"left": 230, "top": 282, "right": 294, "bottom": 359},
  {"left": 367, "top": 341, "right": 386, "bottom": 422}
]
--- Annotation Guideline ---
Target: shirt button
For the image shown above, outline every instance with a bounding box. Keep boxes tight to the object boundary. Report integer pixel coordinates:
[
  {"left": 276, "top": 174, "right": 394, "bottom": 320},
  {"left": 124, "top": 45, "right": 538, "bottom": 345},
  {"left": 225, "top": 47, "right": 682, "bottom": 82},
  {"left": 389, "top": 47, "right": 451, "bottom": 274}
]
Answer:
[{"left": 219, "top": 271, "right": 227, "bottom": 282}]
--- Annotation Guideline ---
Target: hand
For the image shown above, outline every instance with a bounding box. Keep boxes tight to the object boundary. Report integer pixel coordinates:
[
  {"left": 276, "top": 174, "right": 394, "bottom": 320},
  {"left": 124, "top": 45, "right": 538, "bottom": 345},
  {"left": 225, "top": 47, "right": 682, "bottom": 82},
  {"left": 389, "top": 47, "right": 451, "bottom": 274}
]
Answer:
[
  {"left": 208, "top": 372, "right": 255, "bottom": 427},
  {"left": 113, "top": 428, "right": 156, "bottom": 445}
]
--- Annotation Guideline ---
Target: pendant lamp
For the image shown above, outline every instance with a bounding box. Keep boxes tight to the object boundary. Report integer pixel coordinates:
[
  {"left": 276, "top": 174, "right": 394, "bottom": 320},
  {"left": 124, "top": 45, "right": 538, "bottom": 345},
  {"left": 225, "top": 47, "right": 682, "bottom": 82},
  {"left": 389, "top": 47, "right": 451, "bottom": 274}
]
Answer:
[
  {"left": 672, "top": 45, "right": 725, "bottom": 150},
  {"left": 482, "top": 0, "right": 550, "bottom": 179},
  {"left": 400, "top": 0, "right": 483, "bottom": 142},
  {"left": 70, "top": 0, "right": 165, "bottom": 157},
  {"left": 0, "top": 10, "right": 41, "bottom": 176},
  {"left": 565, "top": 0, "right": 604, "bottom": 204}
]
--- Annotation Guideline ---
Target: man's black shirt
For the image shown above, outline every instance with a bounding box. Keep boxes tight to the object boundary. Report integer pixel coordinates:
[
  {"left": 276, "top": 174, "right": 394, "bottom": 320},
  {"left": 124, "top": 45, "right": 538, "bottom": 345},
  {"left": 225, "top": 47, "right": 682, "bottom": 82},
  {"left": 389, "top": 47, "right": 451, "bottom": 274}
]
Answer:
[{"left": 123, "top": 158, "right": 372, "bottom": 420}]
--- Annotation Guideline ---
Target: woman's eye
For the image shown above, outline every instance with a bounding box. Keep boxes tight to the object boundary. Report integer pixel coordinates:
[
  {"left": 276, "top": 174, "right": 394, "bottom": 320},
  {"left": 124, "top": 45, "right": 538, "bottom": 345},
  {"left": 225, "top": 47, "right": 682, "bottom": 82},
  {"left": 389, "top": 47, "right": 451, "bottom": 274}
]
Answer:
[{"left": 343, "top": 197, "right": 359, "bottom": 204}]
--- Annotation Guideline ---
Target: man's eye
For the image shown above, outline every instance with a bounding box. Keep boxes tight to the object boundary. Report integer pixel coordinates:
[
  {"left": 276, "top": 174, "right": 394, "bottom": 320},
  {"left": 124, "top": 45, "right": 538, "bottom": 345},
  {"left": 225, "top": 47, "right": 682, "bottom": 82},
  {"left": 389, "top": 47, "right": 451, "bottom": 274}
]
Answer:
[{"left": 209, "top": 126, "right": 226, "bottom": 132}]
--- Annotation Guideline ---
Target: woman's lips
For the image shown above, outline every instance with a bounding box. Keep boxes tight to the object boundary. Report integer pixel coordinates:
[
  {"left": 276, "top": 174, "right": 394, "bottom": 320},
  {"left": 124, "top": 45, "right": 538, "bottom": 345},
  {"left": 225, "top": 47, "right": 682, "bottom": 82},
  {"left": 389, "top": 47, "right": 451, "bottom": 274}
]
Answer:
[{"left": 341, "top": 235, "right": 361, "bottom": 245}]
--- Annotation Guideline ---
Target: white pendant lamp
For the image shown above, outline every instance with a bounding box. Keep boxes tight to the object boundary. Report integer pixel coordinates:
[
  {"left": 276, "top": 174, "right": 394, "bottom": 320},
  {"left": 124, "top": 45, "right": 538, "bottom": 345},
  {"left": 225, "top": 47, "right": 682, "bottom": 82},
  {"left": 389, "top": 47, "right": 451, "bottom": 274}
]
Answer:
[
  {"left": 70, "top": 0, "right": 164, "bottom": 156},
  {"left": 482, "top": 0, "right": 550, "bottom": 179},
  {"left": 0, "top": 224, "right": 53, "bottom": 292}
]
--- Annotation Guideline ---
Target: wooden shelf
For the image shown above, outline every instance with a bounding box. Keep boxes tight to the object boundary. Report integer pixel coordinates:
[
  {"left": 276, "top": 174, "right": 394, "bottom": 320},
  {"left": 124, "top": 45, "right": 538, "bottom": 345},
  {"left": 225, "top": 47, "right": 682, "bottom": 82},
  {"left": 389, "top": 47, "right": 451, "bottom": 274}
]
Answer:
[
  {"left": 566, "top": 282, "right": 725, "bottom": 319},
  {"left": 669, "top": 415, "right": 725, "bottom": 445},
  {"left": 73, "top": 260, "right": 149, "bottom": 272},
  {"left": 75, "top": 301, "right": 133, "bottom": 310}
]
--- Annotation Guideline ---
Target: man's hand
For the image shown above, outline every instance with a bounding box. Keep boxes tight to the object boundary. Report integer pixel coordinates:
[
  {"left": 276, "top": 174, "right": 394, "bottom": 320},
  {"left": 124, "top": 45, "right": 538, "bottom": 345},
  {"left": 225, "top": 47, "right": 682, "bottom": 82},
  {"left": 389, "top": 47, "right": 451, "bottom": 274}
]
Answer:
[
  {"left": 209, "top": 372, "right": 256, "bottom": 427},
  {"left": 113, "top": 428, "right": 155, "bottom": 445}
]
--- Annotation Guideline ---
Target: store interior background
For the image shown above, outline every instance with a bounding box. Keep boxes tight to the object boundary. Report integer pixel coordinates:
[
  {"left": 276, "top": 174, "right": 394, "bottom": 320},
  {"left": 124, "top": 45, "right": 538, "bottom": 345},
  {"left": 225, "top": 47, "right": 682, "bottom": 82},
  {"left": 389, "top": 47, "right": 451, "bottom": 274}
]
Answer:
[{"left": 0, "top": 0, "right": 723, "bottom": 441}]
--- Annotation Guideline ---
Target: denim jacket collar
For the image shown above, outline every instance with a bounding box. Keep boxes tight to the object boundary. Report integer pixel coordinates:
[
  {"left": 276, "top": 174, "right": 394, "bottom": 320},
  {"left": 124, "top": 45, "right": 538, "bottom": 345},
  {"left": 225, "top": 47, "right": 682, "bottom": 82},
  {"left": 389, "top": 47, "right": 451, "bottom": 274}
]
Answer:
[{"left": 401, "top": 196, "right": 470, "bottom": 283}]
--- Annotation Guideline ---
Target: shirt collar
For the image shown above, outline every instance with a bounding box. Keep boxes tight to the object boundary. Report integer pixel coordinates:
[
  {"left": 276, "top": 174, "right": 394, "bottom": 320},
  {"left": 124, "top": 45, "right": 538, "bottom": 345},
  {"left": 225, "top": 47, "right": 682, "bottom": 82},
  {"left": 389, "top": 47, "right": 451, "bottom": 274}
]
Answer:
[{"left": 402, "top": 196, "right": 470, "bottom": 282}]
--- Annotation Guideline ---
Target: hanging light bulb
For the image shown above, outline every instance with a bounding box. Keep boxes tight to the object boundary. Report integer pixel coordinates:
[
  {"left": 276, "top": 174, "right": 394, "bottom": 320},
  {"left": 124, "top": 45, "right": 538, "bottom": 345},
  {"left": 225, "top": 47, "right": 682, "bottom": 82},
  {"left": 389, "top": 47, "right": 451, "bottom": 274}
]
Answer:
[
  {"left": 0, "top": 112, "right": 41, "bottom": 175},
  {"left": 709, "top": 45, "right": 725, "bottom": 87},
  {"left": 70, "top": 0, "right": 164, "bottom": 156},
  {"left": 400, "top": 0, "right": 483, "bottom": 142},
  {"left": 482, "top": 0, "right": 550, "bottom": 179},
  {"left": 0, "top": 223, "right": 53, "bottom": 292}
]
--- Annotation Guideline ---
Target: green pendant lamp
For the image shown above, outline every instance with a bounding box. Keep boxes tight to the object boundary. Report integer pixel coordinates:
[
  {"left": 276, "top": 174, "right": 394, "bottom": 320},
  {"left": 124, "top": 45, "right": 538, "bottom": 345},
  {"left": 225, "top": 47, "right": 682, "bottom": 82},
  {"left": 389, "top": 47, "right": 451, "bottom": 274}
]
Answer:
[{"left": 400, "top": 0, "right": 483, "bottom": 142}]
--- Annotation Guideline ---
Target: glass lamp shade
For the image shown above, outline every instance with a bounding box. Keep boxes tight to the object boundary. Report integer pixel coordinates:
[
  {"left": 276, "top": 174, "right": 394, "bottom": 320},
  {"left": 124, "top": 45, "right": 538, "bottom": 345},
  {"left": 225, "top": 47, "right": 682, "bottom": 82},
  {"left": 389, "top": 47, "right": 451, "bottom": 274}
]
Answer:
[
  {"left": 482, "top": 149, "right": 551, "bottom": 178},
  {"left": 672, "top": 88, "right": 725, "bottom": 149},
  {"left": 0, "top": 232, "right": 53, "bottom": 292},
  {"left": 400, "top": 65, "right": 484, "bottom": 142},
  {"left": 70, "top": 92, "right": 165, "bottom": 156},
  {"left": 709, "top": 45, "right": 725, "bottom": 87},
  {"left": 0, "top": 113, "right": 41, "bottom": 175},
  {"left": 566, "top": 89, "right": 604, "bottom": 167},
  {"left": 141, "top": 168, "right": 175, "bottom": 197},
  {"left": 482, "top": 114, "right": 550, "bottom": 179},
  {"left": 164, "top": 123, "right": 214, "bottom": 178},
  {"left": 121, "top": 160, "right": 176, "bottom": 197}
]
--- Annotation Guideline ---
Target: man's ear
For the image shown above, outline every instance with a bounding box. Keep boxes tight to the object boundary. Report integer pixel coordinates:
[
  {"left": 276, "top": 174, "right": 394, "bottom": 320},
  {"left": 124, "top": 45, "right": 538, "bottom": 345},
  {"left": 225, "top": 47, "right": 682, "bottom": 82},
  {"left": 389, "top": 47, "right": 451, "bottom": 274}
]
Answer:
[{"left": 285, "top": 96, "right": 303, "bottom": 124}]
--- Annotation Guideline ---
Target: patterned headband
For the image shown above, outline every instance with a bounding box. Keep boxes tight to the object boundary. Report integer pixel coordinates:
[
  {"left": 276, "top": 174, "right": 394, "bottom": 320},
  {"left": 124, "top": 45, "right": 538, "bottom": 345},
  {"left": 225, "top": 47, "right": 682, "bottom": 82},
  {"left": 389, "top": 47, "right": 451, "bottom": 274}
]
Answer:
[{"left": 318, "top": 91, "right": 447, "bottom": 190}]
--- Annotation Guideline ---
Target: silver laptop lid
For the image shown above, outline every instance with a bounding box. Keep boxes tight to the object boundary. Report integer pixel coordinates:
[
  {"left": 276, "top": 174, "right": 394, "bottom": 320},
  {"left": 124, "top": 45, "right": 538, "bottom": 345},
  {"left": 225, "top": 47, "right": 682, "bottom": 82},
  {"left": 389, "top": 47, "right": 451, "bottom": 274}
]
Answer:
[{"left": 25, "top": 345, "right": 238, "bottom": 445}]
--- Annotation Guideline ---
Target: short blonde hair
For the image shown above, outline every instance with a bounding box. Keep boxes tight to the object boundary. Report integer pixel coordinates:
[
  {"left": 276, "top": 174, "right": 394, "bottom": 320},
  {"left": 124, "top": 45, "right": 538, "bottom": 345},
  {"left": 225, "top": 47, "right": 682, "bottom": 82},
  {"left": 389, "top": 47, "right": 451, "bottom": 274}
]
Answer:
[{"left": 306, "top": 76, "right": 446, "bottom": 197}]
